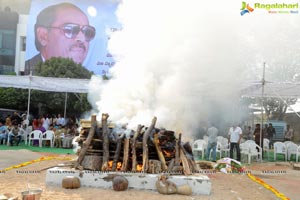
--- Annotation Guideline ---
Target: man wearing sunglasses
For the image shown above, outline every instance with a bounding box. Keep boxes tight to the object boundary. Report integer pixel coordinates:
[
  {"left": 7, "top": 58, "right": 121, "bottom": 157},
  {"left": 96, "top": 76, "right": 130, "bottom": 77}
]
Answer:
[{"left": 25, "top": 3, "right": 96, "bottom": 75}]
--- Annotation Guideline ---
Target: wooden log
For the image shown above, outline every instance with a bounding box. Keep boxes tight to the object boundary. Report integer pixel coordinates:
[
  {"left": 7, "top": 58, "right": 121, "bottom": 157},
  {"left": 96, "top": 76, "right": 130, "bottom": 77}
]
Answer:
[
  {"left": 81, "top": 155, "right": 102, "bottom": 170},
  {"left": 182, "top": 142, "right": 200, "bottom": 172},
  {"left": 168, "top": 158, "right": 175, "bottom": 171},
  {"left": 179, "top": 148, "right": 192, "bottom": 175},
  {"left": 148, "top": 159, "right": 161, "bottom": 174},
  {"left": 112, "top": 135, "right": 123, "bottom": 171},
  {"left": 142, "top": 117, "right": 157, "bottom": 172},
  {"left": 195, "top": 160, "right": 214, "bottom": 169},
  {"left": 153, "top": 132, "right": 167, "bottom": 171},
  {"left": 75, "top": 122, "right": 97, "bottom": 169},
  {"left": 121, "top": 138, "right": 130, "bottom": 171},
  {"left": 174, "top": 133, "right": 181, "bottom": 166},
  {"left": 86, "top": 149, "right": 103, "bottom": 153},
  {"left": 131, "top": 125, "right": 143, "bottom": 172},
  {"left": 101, "top": 113, "right": 110, "bottom": 171}
]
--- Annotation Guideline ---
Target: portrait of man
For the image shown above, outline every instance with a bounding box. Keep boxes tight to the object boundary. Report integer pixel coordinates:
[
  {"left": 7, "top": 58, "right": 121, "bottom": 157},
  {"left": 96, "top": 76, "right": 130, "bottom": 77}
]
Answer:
[{"left": 24, "top": 2, "right": 96, "bottom": 75}]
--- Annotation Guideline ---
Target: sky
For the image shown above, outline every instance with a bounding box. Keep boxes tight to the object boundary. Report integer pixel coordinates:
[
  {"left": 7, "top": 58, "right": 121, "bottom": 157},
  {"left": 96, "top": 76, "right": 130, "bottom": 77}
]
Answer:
[{"left": 87, "top": 0, "right": 300, "bottom": 137}]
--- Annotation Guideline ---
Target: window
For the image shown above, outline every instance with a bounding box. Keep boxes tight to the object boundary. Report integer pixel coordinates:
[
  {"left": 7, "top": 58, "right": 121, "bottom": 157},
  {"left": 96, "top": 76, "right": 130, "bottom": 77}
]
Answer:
[
  {"left": 2, "top": 33, "right": 14, "bottom": 49},
  {"left": 21, "top": 36, "right": 26, "bottom": 51}
]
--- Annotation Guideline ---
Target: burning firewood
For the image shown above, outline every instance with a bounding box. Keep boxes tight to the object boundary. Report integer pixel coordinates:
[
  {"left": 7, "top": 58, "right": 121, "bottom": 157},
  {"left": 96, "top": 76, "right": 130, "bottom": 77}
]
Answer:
[
  {"left": 112, "top": 133, "right": 124, "bottom": 171},
  {"left": 152, "top": 131, "right": 167, "bottom": 171},
  {"left": 75, "top": 117, "right": 97, "bottom": 169},
  {"left": 121, "top": 138, "right": 130, "bottom": 171},
  {"left": 142, "top": 117, "right": 157, "bottom": 172},
  {"left": 131, "top": 125, "right": 144, "bottom": 172},
  {"left": 101, "top": 113, "right": 110, "bottom": 171},
  {"left": 75, "top": 114, "right": 201, "bottom": 174}
]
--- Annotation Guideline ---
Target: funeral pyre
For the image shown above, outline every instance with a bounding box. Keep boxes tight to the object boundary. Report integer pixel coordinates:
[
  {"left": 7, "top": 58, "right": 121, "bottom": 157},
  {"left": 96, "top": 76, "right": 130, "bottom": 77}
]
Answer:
[{"left": 74, "top": 114, "right": 200, "bottom": 175}]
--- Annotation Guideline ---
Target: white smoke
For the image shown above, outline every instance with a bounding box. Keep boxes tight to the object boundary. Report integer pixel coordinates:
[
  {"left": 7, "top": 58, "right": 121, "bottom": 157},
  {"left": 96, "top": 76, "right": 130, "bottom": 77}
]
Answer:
[{"left": 88, "top": 0, "right": 299, "bottom": 137}]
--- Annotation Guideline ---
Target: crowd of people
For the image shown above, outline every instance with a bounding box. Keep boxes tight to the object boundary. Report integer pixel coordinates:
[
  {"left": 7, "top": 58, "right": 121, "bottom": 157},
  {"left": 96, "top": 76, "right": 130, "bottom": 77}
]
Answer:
[
  {"left": 0, "top": 111, "right": 79, "bottom": 148},
  {"left": 203, "top": 122, "right": 294, "bottom": 162}
]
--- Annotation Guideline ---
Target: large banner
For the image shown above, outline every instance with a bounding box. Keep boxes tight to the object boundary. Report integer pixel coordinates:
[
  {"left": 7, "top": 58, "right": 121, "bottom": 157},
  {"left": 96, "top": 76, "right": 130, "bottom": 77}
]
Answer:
[{"left": 25, "top": 0, "right": 121, "bottom": 76}]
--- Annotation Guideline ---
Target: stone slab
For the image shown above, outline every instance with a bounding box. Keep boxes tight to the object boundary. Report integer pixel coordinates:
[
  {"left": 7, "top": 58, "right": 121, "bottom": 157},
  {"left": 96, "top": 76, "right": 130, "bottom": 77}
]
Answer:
[{"left": 46, "top": 167, "right": 211, "bottom": 195}]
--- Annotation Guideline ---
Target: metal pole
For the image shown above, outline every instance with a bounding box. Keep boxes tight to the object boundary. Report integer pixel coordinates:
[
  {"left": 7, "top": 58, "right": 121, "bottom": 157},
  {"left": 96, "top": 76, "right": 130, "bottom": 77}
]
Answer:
[
  {"left": 64, "top": 92, "right": 68, "bottom": 119},
  {"left": 24, "top": 72, "right": 32, "bottom": 145},
  {"left": 260, "top": 63, "right": 266, "bottom": 152},
  {"left": 26, "top": 72, "right": 32, "bottom": 123}
]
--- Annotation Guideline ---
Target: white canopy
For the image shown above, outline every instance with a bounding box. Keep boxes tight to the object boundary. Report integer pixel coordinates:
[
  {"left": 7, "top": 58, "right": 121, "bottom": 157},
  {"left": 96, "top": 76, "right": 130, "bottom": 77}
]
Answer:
[
  {"left": 0, "top": 75, "right": 90, "bottom": 93},
  {"left": 240, "top": 81, "right": 300, "bottom": 98},
  {"left": 1, "top": 75, "right": 300, "bottom": 118},
  {"left": 1, "top": 75, "right": 300, "bottom": 98}
]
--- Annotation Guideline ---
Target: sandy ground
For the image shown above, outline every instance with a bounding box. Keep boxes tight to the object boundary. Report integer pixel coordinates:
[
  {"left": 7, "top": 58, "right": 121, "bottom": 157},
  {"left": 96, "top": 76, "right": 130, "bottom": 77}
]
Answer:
[{"left": 0, "top": 150, "right": 299, "bottom": 200}]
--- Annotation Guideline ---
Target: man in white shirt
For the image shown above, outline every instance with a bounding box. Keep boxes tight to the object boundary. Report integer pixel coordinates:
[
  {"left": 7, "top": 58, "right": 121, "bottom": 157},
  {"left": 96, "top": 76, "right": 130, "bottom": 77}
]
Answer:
[
  {"left": 56, "top": 114, "right": 65, "bottom": 126},
  {"left": 228, "top": 124, "right": 242, "bottom": 161}
]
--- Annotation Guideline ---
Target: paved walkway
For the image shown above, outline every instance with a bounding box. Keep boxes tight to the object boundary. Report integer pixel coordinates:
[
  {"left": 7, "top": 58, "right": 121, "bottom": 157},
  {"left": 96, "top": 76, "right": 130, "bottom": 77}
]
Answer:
[{"left": 0, "top": 149, "right": 41, "bottom": 170}]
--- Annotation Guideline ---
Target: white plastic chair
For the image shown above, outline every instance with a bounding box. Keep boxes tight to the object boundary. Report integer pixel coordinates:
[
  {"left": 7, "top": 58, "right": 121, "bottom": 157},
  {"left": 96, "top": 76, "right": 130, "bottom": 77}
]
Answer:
[
  {"left": 41, "top": 130, "right": 55, "bottom": 147},
  {"left": 28, "top": 130, "right": 42, "bottom": 147},
  {"left": 263, "top": 138, "right": 270, "bottom": 160},
  {"left": 245, "top": 140, "right": 256, "bottom": 145},
  {"left": 296, "top": 146, "right": 300, "bottom": 162},
  {"left": 203, "top": 135, "right": 208, "bottom": 144},
  {"left": 284, "top": 141, "right": 292, "bottom": 147},
  {"left": 274, "top": 142, "right": 287, "bottom": 161},
  {"left": 18, "top": 128, "right": 26, "bottom": 142},
  {"left": 241, "top": 142, "right": 262, "bottom": 164},
  {"left": 209, "top": 141, "right": 222, "bottom": 159},
  {"left": 220, "top": 138, "right": 230, "bottom": 157},
  {"left": 192, "top": 139, "right": 207, "bottom": 160},
  {"left": 286, "top": 142, "right": 298, "bottom": 161},
  {"left": 24, "top": 126, "right": 33, "bottom": 145},
  {"left": 216, "top": 136, "right": 224, "bottom": 143}
]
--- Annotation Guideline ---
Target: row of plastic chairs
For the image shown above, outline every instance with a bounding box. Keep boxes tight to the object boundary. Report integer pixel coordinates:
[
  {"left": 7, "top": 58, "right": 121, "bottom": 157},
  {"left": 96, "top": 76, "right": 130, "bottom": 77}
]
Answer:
[
  {"left": 27, "top": 130, "right": 55, "bottom": 148},
  {"left": 273, "top": 141, "right": 300, "bottom": 162},
  {"left": 192, "top": 137, "right": 230, "bottom": 160},
  {"left": 240, "top": 140, "right": 262, "bottom": 164}
]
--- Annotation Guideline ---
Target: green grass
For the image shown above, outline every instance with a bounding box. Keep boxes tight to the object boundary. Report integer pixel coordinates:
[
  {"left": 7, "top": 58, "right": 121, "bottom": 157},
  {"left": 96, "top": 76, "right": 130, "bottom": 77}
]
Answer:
[{"left": 0, "top": 142, "right": 74, "bottom": 154}]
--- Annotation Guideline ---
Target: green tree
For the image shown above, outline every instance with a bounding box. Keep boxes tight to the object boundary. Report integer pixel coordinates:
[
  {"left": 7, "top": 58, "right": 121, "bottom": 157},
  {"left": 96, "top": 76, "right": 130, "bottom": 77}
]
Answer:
[
  {"left": 35, "top": 57, "right": 92, "bottom": 78},
  {"left": 0, "top": 87, "right": 28, "bottom": 111},
  {"left": 31, "top": 57, "right": 93, "bottom": 117}
]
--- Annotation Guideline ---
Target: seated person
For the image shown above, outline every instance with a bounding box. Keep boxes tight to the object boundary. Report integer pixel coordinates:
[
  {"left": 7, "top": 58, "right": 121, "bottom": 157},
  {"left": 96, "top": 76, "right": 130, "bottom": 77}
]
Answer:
[
  {"left": 62, "top": 125, "right": 77, "bottom": 148},
  {"left": 54, "top": 124, "right": 65, "bottom": 148},
  {"left": 9, "top": 123, "right": 22, "bottom": 146},
  {"left": 0, "top": 120, "right": 9, "bottom": 144}
]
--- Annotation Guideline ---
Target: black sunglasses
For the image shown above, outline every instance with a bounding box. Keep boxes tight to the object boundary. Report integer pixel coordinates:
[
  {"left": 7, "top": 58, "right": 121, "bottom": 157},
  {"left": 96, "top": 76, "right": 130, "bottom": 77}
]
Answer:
[{"left": 46, "top": 23, "right": 96, "bottom": 42}]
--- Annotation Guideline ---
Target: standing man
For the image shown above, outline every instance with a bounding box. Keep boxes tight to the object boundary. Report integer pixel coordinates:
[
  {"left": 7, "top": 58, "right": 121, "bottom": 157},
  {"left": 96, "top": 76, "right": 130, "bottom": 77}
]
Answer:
[
  {"left": 267, "top": 123, "right": 276, "bottom": 149},
  {"left": 205, "top": 123, "right": 218, "bottom": 162},
  {"left": 228, "top": 123, "right": 242, "bottom": 161},
  {"left": 25, "top": 2, "right": 96, "bottom": 75},
  {"left": 284, "top": 124, "right": 293, "bottom": 141}
]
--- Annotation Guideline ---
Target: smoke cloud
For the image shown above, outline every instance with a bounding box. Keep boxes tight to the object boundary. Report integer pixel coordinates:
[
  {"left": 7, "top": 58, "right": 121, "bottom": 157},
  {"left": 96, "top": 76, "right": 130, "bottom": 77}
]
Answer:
[{"left": 88, "top": 0, "right": 299, "bottom": 138}]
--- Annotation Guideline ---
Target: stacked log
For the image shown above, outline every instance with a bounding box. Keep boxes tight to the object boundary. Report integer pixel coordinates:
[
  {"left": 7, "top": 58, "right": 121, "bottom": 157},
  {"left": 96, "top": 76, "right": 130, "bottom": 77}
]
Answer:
[{"left": 75, "top": 115, "right": 197, "bottom": 174}]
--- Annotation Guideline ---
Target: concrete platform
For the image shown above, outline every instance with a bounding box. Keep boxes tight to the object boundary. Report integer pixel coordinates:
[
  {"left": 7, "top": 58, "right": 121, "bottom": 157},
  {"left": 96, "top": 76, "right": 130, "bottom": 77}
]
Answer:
[{"left": 46, "top": 167, "right": 211, "bottom": 195}]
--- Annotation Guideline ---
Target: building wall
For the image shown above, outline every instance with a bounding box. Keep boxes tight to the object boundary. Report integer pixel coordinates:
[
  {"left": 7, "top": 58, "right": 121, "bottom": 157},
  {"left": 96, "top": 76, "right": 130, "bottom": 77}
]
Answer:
[
  {"left": 0, "top": 1, "right": 30, "bottom": 75},
  {"left": 0, "top": 9, "right": 19, "bottom": 74},
  {"left": 15, "top": 15, "right": 28, "bottom": 74}
]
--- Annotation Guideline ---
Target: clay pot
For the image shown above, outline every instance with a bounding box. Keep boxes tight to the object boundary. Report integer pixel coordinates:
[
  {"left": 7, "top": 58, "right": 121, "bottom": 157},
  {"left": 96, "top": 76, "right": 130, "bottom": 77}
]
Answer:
[
  {"left": 62, "top": 176, "right": 81, "bottom": 189},
  {"left": 0, "top": 193, "right": 18, "bottom": 200},
  {"left": 156, "top": 175, "right": 177, "bottom": 194},
  {"left": 177, "top": 184, "right": 192, "bottom": 195},
  {"left": 112, "top": 176, "right": 128, "bottom": 191}
]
